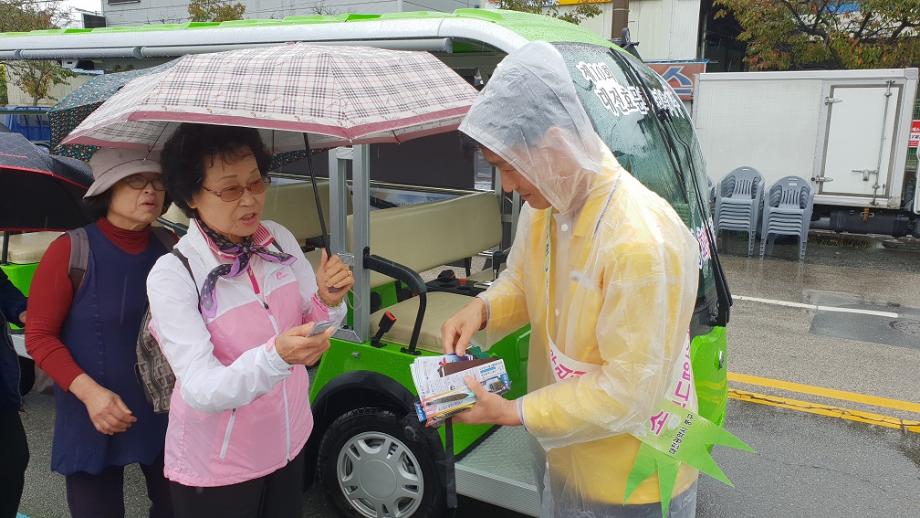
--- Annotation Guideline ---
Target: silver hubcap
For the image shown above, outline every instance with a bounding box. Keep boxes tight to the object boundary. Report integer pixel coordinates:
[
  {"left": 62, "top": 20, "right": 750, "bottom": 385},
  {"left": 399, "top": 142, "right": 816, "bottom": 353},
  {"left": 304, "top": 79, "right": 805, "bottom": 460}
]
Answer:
[{"left": 336, "top": 431, "right": 424, "bottom": 518}]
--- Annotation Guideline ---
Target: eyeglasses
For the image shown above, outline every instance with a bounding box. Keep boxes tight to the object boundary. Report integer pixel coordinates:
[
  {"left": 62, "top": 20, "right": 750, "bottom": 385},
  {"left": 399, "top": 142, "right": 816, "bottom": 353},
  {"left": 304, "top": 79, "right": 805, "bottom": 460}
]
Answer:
[
  {"left": 123, "top": 174, "right": 166, "bottom": 191},
  {"left": 201, "top": 176, "right": 271, "bottom": 202}
]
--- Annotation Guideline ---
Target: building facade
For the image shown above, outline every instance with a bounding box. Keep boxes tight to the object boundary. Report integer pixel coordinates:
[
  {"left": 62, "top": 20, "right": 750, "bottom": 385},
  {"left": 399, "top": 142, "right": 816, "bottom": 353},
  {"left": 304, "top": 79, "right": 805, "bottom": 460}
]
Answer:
[
  {"left": 562, "top": 0, "right": 702, "bottom": 62},
  {"left": 103, "top": 0, "right": 478, "bottom": 27}
]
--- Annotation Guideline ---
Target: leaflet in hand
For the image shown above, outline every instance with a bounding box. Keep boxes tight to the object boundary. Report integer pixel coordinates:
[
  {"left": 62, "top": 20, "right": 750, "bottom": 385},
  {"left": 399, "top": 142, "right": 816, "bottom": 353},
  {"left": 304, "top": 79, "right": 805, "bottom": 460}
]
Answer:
[{"left": 411, "top": 354, "right": 510, "bottom": 427}]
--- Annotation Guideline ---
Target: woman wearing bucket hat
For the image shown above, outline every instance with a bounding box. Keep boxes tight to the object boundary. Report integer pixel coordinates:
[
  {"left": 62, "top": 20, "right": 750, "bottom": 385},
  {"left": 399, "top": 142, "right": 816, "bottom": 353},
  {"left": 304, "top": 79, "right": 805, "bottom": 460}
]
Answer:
[{"left": 25, "top": 148, "right": 175, "bottom": 518}]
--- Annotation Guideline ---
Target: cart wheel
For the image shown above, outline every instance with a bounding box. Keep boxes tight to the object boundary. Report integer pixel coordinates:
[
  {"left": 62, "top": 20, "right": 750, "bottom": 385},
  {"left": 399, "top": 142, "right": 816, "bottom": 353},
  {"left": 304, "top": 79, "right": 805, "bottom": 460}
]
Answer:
[{"left": 318, "top": 407, "right": 445, "bottom": 518}]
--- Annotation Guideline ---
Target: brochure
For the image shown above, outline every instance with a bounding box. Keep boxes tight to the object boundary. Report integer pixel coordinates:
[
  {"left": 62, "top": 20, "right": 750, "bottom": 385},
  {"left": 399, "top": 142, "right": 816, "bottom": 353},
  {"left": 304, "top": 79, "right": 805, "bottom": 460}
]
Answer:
[{"left": 411, "top": 354, "right": 510, "bottom": 427}]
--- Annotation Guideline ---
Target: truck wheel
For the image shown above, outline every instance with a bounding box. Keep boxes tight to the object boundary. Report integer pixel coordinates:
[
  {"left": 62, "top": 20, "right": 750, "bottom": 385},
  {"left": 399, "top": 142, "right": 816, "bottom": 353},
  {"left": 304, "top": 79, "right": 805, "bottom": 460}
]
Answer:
[{"left": 317, "top": 407, "right": 445, "bottom": 518}]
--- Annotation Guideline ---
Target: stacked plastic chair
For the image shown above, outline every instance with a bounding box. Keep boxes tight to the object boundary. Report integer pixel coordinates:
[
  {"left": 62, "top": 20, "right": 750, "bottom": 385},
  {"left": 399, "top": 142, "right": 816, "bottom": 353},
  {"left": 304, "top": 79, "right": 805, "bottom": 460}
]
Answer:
[
  {"left": 707, "top": 176, "right": 716, "bottom": 214},
  {"left": 759, "top": 175, "right": 815, "bottom": 260},
  {"left": 715, "top": 167, "right": 764, "bottom": 256}
]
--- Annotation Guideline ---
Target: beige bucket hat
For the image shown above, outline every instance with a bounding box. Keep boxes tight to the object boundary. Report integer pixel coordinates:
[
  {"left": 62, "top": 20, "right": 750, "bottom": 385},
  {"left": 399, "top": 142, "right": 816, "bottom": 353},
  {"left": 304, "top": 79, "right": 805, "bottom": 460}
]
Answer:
[{"left": 84, "top": 148, "right": 162, "bottom": 198}]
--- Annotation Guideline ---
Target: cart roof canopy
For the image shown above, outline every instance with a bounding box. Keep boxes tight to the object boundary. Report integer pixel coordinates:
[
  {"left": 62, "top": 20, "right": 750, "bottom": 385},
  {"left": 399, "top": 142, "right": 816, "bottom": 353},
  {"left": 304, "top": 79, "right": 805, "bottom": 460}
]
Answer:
[{"left": 0, "top": 9, "right": 617, "bottom": 60}]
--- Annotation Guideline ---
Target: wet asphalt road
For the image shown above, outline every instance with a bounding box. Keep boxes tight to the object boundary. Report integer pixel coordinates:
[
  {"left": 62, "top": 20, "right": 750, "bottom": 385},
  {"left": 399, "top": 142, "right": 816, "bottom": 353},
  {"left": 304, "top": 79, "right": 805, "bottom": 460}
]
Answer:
[
  {"left": 17, "top": 395, "right": 919, "bottom": 518},
  {"left": 14, "top": 232, "right": 920, "bottom": 517},
  {"left": 699, "top": 400, "right": 920, "bottom": 518}
]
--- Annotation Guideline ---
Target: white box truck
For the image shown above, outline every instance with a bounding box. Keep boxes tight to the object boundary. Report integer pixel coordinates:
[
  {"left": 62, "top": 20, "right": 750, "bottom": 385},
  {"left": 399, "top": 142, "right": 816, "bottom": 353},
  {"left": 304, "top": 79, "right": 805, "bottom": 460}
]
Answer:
[{"left": 693, "top": 68, "right": 919, "bottom": 236}]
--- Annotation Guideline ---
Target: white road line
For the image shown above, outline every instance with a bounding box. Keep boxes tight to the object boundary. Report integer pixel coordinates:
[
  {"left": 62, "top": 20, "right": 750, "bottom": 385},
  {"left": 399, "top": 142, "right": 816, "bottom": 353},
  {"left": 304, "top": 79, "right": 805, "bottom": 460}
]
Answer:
[
  {"left": 733, "top": 295, "right": 814, "bottom": 310},
  {"left": 733, "top": 294, "right": 900, "bottom": 319},
  {"left": 815, "top": 306, "right": 899, "bottom": 318}
]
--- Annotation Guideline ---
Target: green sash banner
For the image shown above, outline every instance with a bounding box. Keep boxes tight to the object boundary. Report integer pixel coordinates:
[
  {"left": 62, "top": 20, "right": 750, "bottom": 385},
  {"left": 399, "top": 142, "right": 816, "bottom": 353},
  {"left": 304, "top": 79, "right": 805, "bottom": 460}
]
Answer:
[{"left": 626, "top": 401, "right": 754, "bottom": 517}]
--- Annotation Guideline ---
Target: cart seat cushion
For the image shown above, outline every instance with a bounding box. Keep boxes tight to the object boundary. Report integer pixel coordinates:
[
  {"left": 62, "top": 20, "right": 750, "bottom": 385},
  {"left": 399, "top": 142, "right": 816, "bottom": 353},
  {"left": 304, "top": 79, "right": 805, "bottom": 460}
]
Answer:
[
  {"left": 161, "top": 203, "right": 189, "bottom": 227},
  {"left": 264, "top": 180, "right": 347, "bottom": 245},
  {"left": 305, "top": 249, "right": 321, "bottom": 271},
  {"left": 467, "top": 269, "right": 493, "bottom": 283},
  {"left": 466, "top": 263, "right": 507, "bottom": 283},
  {"left": 5, "top": 232, "right": 62, "bottom": 264},
  {"left": 350, "top": 192, "right": 501, "bottom": 288},
  {"left": 370, "top": 291, "right": 494, "bottom": 352}
]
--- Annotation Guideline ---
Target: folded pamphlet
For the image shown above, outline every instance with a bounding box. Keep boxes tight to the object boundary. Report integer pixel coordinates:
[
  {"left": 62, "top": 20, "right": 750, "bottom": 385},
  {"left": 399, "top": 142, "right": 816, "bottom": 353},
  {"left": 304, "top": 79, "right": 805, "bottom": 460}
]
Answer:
[{"left": 411, "top": 354, "right": 511, "bottom": 427}]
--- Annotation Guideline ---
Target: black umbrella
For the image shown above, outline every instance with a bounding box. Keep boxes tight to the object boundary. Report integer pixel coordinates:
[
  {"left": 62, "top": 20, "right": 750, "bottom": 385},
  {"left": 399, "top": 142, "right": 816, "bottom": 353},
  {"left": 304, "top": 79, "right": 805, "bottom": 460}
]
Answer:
[
  {"left": 0, "top": 132, "right": 93, "bottom": 232},
  {"left": 50, "top": 60, "right": 179, "bottom": 159}
]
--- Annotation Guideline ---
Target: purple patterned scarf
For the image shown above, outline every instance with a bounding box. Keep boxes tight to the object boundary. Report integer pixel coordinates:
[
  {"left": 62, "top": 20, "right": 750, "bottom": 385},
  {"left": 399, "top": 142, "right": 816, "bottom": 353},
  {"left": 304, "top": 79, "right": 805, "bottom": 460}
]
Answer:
[{"left": 196, "top": 220, "right": 295, "bottom": 318}]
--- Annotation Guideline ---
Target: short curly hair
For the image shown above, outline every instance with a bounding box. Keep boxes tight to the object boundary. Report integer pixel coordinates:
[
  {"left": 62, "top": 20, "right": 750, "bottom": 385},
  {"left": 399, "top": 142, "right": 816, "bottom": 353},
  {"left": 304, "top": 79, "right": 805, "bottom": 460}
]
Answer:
[{"left": 161, "top": 124, "right": 272, "bottom": 218}]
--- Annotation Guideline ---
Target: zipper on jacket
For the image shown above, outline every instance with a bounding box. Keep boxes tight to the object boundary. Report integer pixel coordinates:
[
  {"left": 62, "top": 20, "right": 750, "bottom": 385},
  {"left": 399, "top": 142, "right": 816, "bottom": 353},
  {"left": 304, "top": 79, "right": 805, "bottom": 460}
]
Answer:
[
  {"left": 247, "top": 268, "right": 268, "bottom": 310},
  {"left": 282, "top": 379, "right": 291, "bottom": 461},
  {"left": 247, "top": 264, "right": 288, "bottom": 461},
  {"left": 248, "top": 267, "right": 280, "bottom": 330},
  {"left": 219, "top": 409, "right": 237, "bottom": 460}
]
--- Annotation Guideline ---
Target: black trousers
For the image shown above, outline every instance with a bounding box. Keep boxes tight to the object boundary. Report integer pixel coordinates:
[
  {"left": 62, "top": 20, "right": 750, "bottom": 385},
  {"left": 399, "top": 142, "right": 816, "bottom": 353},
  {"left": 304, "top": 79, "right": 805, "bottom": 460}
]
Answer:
[
  {"left": 65, "top": 455, "right": 173, "bottom": 518},
  {"left": 169, "top": 450, "right": 305, "bottom": 518},
  {"left": 0, "top": 408, "right": 28, "bottom": 518}
]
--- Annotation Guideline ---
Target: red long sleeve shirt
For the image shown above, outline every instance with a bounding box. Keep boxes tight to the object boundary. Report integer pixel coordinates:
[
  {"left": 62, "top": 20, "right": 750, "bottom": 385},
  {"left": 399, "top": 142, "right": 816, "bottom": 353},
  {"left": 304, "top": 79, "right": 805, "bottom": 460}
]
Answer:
[{"left": 25, "top": 218, "right": 152, "bottom": 391}]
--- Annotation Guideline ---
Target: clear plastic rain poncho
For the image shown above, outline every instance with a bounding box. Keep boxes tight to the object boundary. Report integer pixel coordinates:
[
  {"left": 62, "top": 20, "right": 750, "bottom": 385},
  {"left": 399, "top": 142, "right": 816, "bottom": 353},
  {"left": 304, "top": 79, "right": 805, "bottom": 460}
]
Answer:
[{"left": 459, "top": 42, "right": 702, "bottom": 517}]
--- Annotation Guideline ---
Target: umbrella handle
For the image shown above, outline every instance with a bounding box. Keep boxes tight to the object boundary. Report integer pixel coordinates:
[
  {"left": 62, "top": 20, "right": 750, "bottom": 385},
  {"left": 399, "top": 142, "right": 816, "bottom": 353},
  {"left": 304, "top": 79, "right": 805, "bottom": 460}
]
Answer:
[
  {"left": 302, "top": 133, "right": 342, "bottom": 297},
  {"left": 303, "top": 133, "right": 330, "bottom": 254}
]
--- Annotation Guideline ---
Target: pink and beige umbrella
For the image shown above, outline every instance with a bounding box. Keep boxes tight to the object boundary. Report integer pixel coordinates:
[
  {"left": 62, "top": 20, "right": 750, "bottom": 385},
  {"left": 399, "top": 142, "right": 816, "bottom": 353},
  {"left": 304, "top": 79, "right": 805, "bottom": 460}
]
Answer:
[
  {"left": 61, "top": 42, "right": 479, "bottom": 151},
  {"left": 62, "top": 42, "right": 479, "bottom": 249}
]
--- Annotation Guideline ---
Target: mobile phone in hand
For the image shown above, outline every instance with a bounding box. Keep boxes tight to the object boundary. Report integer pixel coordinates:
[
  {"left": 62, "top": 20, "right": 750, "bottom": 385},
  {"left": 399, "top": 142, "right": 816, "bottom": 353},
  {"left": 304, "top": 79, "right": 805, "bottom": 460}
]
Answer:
[{"left": 309, "top": 320, "right": 337, "bottom": 337}]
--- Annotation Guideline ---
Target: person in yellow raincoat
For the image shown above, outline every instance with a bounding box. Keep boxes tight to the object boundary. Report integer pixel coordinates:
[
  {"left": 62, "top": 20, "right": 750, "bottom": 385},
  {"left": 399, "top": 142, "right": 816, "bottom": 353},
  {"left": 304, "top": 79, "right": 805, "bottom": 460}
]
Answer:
[{"left": 441, "top": 41, "right": 702, "bottom": 517}]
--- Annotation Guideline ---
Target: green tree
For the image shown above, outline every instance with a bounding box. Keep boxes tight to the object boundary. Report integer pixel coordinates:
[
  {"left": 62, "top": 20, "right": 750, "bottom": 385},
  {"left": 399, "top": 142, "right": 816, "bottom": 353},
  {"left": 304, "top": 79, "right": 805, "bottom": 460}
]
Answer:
[
  {"left": 492, "top": 0, "right": 602, "bottom": 25},
  {"left": 0, "top": 0, "right": 73, "bottom": 105},
  {"left": 188, "top": 0, "right": 246, "bottom": 22},
  {"left": 6, "top": 60, "right": 73, "bottom": 105},
  {"left": 0, "top": 0, "right": 60, "bottom": 32},
  {"left": 311, "top": 2, "right": 337, "bottom": 15},
  {"left": 715, "top": 0, "right": 920, "bottom": 70}
]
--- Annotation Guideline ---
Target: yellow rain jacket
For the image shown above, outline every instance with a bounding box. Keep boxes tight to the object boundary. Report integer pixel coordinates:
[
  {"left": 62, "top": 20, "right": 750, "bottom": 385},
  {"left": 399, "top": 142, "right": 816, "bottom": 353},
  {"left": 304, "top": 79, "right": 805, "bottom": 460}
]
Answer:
[{"left": 459, "top": 41, "right": 701, "bottom": 512}]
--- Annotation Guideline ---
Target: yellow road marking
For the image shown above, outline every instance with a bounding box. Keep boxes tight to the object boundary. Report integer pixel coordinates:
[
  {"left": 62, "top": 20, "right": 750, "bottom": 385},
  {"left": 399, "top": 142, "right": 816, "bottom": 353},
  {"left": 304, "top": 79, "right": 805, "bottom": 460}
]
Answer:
[
  {"left": 728, "top": 389, "right": 920, "bottom": 433},
  {"left": 728, "top": 372, "right": 920, "bottom": 415}
]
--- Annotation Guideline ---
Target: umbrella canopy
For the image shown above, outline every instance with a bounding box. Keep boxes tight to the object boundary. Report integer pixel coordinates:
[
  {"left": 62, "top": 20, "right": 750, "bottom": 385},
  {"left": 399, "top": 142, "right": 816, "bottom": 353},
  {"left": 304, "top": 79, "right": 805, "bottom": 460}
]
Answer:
[
  {"left": 0, "top": 132, "right": 93, "bottom": 232},
  {"left": 50, "top": 60, "right": 179, "bottom": 159},
  {"left": 61, "top": 43, "right": 479, "bottom": 151}
]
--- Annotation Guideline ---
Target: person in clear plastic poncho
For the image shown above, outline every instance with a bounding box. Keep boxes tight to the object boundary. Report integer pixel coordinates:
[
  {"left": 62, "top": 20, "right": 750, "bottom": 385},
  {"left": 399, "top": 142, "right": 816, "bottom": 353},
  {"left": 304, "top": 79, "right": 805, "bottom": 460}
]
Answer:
[{"left": 441, "top": 41, "right": 701, "bottom": 517}]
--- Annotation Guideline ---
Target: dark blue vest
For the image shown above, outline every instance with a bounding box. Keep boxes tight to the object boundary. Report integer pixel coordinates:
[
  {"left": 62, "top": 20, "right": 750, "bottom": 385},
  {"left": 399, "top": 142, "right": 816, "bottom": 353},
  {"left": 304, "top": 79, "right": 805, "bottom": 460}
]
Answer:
[{"left": 52, "top": 223, "right": 169, "bottom": 475}]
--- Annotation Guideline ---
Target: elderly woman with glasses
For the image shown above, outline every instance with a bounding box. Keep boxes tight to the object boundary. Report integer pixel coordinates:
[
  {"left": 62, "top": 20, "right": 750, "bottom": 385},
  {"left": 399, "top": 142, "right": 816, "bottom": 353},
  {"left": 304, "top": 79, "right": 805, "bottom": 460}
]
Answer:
[
  {"left": 146, "top": 124, "right": 353, "bottom": 518},
  {"left": 26, "top": 149, "right": 175, "bottom": 518}
]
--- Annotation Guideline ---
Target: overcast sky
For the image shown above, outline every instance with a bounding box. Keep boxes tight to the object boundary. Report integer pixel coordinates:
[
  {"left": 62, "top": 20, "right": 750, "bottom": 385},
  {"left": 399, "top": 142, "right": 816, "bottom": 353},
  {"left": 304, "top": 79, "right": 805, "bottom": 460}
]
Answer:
[{"left": 63, "top": 0, "right": 102, "bottom": 13}]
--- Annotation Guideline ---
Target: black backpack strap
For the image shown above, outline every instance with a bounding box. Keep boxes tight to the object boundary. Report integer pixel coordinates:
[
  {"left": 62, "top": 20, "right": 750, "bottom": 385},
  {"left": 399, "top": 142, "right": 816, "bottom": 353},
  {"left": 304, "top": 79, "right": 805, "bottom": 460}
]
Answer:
[
  {"left": 170, "top": 248, "right": 200, "bottom": 304},
  {"left": 66, "top": 227, "right": 177, "bottom": 295},
  {"left": 66, "top": 227, "right": 89, "bottom": 294},
  {"left": 151, "top": 226, "right": 179, "bottom": 250}
]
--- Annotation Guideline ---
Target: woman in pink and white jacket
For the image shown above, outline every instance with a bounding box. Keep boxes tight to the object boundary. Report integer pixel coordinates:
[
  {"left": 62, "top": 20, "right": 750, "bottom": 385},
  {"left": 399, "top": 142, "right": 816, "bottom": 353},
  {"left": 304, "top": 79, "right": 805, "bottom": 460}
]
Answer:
[{"left": 146, "top": 124, "right": 353, "bottom": 518}]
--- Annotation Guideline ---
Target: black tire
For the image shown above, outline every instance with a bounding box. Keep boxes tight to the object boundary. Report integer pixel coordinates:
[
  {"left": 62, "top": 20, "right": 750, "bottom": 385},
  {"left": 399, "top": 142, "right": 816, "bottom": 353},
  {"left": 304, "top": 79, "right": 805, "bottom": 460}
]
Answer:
[
  {"left": 317, "top": 407, "right": 446, "bottom": 518},
  {"left": 18, "top": 356, "right": 35, "bottom": 396}
]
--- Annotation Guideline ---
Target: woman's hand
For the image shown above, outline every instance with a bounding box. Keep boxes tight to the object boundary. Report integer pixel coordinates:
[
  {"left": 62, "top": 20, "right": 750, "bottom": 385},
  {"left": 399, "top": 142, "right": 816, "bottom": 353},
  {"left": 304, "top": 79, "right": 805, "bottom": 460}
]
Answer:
[
  {"left": 316, "top": 249, "right": 353, "bottom": 307},
  {"left": 275, "top": 323, "right": 336, "bottom": 366},
  {"left": 454, "top": 376, "right": 521, "bottom": 427},
  {"left": 69, "top": 374, "right": 136, "bottom": 436}
]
